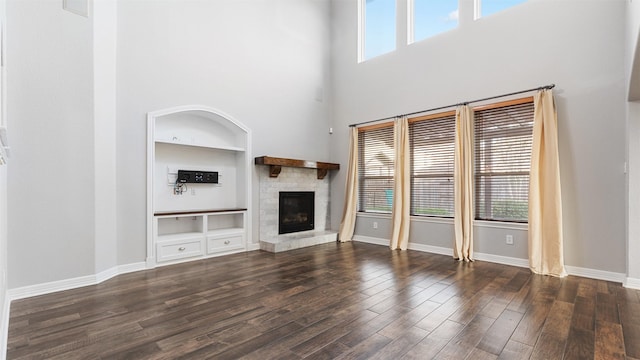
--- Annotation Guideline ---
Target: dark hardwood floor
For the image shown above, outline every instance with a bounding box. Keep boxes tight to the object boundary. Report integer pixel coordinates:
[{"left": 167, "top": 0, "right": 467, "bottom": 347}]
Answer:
[{"left": 7, "top": 242, "right": 640, "bottom": 359}]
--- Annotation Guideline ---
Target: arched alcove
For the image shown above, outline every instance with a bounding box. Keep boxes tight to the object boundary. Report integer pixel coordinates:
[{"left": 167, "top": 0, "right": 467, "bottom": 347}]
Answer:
[{"left": 146, "top": 105, "right": 251, "bottom": 267}]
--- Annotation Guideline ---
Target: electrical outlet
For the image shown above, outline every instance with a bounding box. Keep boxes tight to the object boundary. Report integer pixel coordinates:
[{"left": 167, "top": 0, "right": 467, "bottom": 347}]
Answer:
[
  {"left": 373, "top": 222, "right": 378, "bottom": 229},
  {"left": 506, "top": 235, "right": 514, "bottom": 245}
]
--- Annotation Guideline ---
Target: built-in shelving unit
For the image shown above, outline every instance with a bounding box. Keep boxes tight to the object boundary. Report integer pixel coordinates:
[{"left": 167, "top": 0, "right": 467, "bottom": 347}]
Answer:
[{"left": 147, "top": 105, "right": 251, "bottom": 267}]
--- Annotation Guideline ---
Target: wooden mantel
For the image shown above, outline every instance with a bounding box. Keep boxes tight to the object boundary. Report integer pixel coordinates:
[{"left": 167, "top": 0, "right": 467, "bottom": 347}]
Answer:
[{"left": 255, "top": 156, "right": 340, "bottom": 179}]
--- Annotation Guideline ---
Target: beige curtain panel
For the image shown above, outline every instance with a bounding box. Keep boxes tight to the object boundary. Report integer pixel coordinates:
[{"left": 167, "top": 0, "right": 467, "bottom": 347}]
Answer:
[
  {"left": 528, "top": 90, "right": 567, "bottom": 277},
  {"left": 390, "top": 117, "right": 410, "bottom": 250},
  {"left": 338, "top": 127, "right": 359, "bottom": 242},
  {"left": 454, "top": 105, "right": 474, "bottom": 261}
]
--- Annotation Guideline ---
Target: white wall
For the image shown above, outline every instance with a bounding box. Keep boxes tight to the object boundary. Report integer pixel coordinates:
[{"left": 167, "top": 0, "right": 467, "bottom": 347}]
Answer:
[
  {"left": 116, "top": 0, "right": 333, "bottom": 264},
  {"left": 0, "top": 0, "right": 9, "bottom": 354},
  {"left": 2, "top": 0, "right": 332, "bottom": 290},
  {"left": 6, "top": 0, "right": 95, "bottom": 288},
  {"left": 0, "top": 162, "right": 6, "bottom": 356},
  {"left": 330, "top": 0, "right": 628, "bottom": 274},
  {"left": 628, "top": 101, "right": 640, "bottom": 284},
  {"left": 93, "top": 0, "right": 118, "bottom": 275},
  {"left": 628, "top": 0, "right": 640, "bottom": 100},
  {"left": 626, "top": 0, "right": 640, "bottom": 285}
]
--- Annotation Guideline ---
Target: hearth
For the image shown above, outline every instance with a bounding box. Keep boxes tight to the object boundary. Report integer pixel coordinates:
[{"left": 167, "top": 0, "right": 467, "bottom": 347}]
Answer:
[{"left": 279, "top": 191, "right": 314, "bottom": 234}]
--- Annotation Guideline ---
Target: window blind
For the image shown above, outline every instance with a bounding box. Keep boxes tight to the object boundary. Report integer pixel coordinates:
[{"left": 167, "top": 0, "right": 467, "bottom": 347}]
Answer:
[
  {"left": 474, "top": 101, "right": 534, "bottom": 222},
  {"left": 358, "top": 125, "right": 394, "bottom": 213},
  {"left": 409, "top": 113, "right": 456, "bottom": 217}
]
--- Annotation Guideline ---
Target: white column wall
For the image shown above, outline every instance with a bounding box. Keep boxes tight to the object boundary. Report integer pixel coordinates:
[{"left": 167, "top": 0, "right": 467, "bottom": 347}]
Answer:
[
  {"left": 626, "top": 0, "right": 640, "bottom": 288},
  {"left": 93, "top": 0, "right": 118, "bottom": 275},
  {"left": 6, "top": 0, "right": 95, "bottom": 288}
]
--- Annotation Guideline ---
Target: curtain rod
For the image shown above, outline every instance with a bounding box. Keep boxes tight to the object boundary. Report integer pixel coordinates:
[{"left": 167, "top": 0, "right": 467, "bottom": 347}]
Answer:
[{"left": 348, "top": 84, "right": 555, "bottom": 128}]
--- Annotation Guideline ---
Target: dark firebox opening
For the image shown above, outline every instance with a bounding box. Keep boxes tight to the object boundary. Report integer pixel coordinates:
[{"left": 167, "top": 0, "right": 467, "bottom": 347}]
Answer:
[{"left": 279, "top": 191, "right": 314, "bottom": 234}]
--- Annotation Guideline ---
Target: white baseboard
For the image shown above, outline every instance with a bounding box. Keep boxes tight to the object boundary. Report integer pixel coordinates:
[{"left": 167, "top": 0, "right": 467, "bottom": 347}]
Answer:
[
  {"left": 475, "top": 253, "right": 529, "bottom": 268},
  {"left": 353, "top": 235, "right": 626, "bottom": 283},
  {"left": 624, "top": 277, "right": 640, "bottom": 289},
  {"left": 564, "top": 266, "right": 626, "bottom": 283},
  {"left": 95, "top": 266, "right": 119, "bottom": 284},
  {"left": 1, "top": 291, "right": 9, "bottom": 360},
  {"left": 352, "top": 235, "right": 388, "bottom": 246},
  {"left": 407, "top": 242, "right": 452, "bottom": 256},
  {"left": 7, "top": 262, "right": 147, "bottom": 302},
  {"left": 96, "top": 262, "right": 147, "bottom": 284},
  {"left": 8, "top": 274, "right": 97, "bottom": 301},
  {"left": 247, "top": 243, "right": 260, "bottom": 251},
  {"left": 353, "top": 235, "right": 529, "bottom": 268}
]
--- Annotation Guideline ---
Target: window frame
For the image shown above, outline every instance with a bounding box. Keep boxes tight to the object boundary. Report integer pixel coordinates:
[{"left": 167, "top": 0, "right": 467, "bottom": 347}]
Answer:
[
  {"left": 408, "top": 110, "right": 456, "bottom": 218},
  {"left": 358, "top": 0, "right": 397, "bottom": 62},
  {"left": 473, "top": 97, "right": 534, "bottom": 223},
  {"left": 357, "top": 122, "right": 395, "bottom": 214},
  {"left": 355, "top": 97, "right": 535, "bottom": 224}
]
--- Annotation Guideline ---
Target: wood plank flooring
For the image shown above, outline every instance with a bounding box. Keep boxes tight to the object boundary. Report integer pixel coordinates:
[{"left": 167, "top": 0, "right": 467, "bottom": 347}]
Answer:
[{"left": 7, "top": 242, "right": 640, "bottom": 359}]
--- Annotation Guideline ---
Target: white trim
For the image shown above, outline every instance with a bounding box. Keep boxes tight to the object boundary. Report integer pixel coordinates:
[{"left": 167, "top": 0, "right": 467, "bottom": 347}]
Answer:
[
  {"left": 407, "top": 242, "right": 451, "bottom": 256},
  {"left": 473, "top": 220, "right": 528, "bottom": 231},
  {"left": 8, "top": 274, "right": 96, "bottom": 301},
  {"left": 406, "top": 0, "right": 415, "bottom": 45},
  {"left": 357, "top": 213, "right": 528, "bottom": 231},
  {"left": 357, "top": 0, "right": 365, "bottom": 63},
  {"left": 7, "top": 262, "right": 147, "bottom": 301},
  {"left": 565, "top": 266, "right": 626, "bottom": 284},
  {"left": 410, "top": 216, "right": 454, "bottom": 225},
  {"left": 147, "top": 105, "right": 251, "bottom": 133},
  {"left": 1, "top": 290, "right": 9, "bottom": 360},
  {"left": 94, "top": 266, "right": 119, "bottom": 284},
  {"left": 356, "top": 212, "right": 392, "bottom": 220},
  {"left": 247, "top": 243, "right": 260, "bottom": 252},
  {"left": 353, "top": 235, "right": 388, "bottom": 246},
  {"left": 353, "top": 235, "right": 627, "bottom": 283},
  {"left": 475, "top": 252, "right": 529, "bottom": 268},
  {"left": 624, "top": 277, "right": 640, "bottom": 289},
  {"left": 473, "top": 0, "right": 481, "bottom": 20},
  {"left": 117, "top": 262, "right": 147, "bottom": 276},
  {"left": 354, "top": 235, "right": 529, "bottom": 266}
]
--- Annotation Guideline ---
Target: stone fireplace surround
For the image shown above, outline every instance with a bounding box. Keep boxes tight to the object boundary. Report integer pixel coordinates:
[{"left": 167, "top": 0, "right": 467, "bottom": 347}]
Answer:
[{"left": 257, "top": 164, "right": 338, "bottom": 252}]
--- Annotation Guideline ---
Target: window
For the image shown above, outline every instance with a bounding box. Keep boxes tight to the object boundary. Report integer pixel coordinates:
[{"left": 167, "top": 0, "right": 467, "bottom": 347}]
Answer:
[
  {"left": 358, "top": 125, "right": 394, "bottom": 213},
  {"left": 410, "top": 0, "right": 458, "bottom": 43},
  {"left": 360, "top": 0, "right": 396, "bottom": 61},
  {"left": 474, "top": 99, "right": 534, "bottom": 222},
  {"left": 476, "top": 0, "right": 527, "bottom": 19},
  {"left": 356, "top": 98, "right": 534, "bottom": 222},
  {"left": 410, "top": 112, "right": 456, "bottom": 217}
]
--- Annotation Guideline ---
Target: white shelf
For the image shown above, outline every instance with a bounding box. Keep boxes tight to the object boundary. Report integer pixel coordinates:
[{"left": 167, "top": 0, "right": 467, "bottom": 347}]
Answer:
[
  {"left": 207, "top": 227, "right": 244, "bottom": 237},
  {"left": 157, "top": 232, "right": 204, "bottom": 242},
  {"left": 155, "top": 138, "right": 245, "bottom": 152}
]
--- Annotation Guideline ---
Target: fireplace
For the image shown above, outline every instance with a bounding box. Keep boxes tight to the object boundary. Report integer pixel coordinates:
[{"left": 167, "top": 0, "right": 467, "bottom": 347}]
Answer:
[{"left": 279, "top": 191, "right": 314, "bottom": 234}]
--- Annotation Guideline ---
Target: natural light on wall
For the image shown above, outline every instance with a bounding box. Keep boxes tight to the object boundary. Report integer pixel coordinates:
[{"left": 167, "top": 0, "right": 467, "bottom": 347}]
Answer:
[
  {"left": 475, "top": 0, "right": 527, "bottom": 19},
  {"left": 359, "top": 0, "right": 396, "bottom": 61},
  {"left": 409, "top": 0, "right": 458, "bottom": 44}
]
